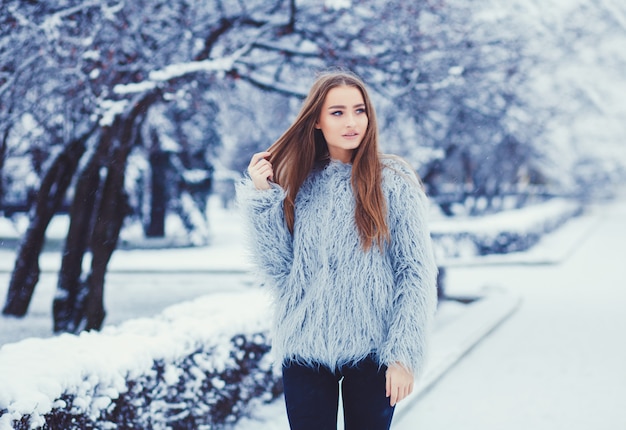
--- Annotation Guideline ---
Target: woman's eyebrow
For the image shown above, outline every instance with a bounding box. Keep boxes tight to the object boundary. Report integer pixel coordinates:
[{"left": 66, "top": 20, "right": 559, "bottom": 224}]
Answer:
[{"left": 327, "top": 103, "right": 365, "bottom": 110}]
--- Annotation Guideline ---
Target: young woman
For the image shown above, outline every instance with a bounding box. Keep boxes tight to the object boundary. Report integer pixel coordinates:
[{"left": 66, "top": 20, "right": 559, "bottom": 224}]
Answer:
[{"left": 237, "top": 70, "right": 438, "bottom": 429}]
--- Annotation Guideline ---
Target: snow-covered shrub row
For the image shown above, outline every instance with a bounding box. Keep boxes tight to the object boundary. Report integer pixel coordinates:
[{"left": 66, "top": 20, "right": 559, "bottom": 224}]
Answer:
[
  {"left": 430, "top": 198, "right": 583, "bottom": 261},
  {"left": 0, "top": 291, "right": 280, "bottom": 430}
]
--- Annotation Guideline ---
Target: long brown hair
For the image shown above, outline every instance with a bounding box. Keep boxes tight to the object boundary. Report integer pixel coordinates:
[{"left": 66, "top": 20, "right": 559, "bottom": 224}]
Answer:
[{"left": 267, "top": 70, "right": 389, "bottom": 250}]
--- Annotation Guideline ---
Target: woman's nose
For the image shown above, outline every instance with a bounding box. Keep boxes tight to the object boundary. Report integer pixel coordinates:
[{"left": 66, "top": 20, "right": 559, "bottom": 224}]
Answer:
[{"left": 345, "top": 113, "right": 356, "bottom": 127}]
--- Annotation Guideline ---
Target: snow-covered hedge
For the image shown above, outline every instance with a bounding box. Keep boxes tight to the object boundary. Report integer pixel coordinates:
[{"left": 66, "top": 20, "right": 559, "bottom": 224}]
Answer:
[
  {"left": 0, "top": 291, "right": 279, "bottom": 430},
  {"left": 430, "top": 198, "right": 582, "bottom": 261}
]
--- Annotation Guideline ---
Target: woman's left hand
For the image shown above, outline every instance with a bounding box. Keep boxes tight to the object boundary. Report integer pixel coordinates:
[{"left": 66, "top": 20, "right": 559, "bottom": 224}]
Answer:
[{"left": 385, "top": 362, "right": 414, "bottom": 407}]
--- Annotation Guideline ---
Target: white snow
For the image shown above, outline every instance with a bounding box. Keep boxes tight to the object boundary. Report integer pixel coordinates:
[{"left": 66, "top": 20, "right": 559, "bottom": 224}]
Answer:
[
  {"left": 325, "top": 0, "right": 352, "bottom": 10},
  {"left": 98, "top": 99, "right": 128, "bottom": 127},
  {"left": 113, "top": 81, "right": 157, "bottom": 95},
  {"left": 149, "top": 59, "right": 234, "bottom": 83},
  {"left": 112, "top": 57, "right": 237, "bottom": 96}
]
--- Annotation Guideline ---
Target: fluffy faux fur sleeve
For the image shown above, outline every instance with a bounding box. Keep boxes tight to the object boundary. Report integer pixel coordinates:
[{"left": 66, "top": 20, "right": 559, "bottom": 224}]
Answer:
[
  {"left": 236, "top": 179, "right": 293, "bottom": 288},
  {"left": 379, "top": 158, "right": 439, "bottom": 376}
]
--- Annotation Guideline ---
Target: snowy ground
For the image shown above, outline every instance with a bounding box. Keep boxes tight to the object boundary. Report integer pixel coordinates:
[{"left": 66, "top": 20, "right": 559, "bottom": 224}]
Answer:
[{"left": 1, "top": 195, "right": 625, "bottom": 429}]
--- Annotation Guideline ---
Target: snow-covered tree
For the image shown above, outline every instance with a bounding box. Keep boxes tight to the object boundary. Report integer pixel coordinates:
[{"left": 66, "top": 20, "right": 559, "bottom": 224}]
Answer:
[{"left": 2, "top": 0, "right": 305, "bottom": 331}]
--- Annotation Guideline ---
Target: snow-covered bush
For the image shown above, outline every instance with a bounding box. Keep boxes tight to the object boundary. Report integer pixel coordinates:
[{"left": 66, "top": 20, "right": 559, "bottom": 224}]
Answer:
[
  {"left": 0, "top": 291, "right": 280, "bottom": 430},
  {"left": 431, "top": 198, "right": 583, "bottom": 261}
]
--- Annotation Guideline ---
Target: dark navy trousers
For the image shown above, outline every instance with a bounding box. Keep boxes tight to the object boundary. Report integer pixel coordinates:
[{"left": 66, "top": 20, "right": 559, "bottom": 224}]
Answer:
[{"left": 282, "top": 355, "right": 395, "bottom": 430}]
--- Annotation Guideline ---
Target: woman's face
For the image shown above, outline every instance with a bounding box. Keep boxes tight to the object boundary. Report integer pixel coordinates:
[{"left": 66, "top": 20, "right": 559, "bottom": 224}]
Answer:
[{"left": 315, "top": 85, "right": 369, "bottom": 163}]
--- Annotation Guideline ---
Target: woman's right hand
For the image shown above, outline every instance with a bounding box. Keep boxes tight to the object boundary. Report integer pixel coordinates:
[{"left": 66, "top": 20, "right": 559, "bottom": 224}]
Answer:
[{"left": 247, "top": 151, "right": 274, "bottom": 190}]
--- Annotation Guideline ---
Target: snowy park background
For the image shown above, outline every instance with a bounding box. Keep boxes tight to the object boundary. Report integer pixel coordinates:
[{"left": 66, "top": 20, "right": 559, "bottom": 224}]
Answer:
[{"left": 1, "top": 0, "right": 626, "bottom": 429}]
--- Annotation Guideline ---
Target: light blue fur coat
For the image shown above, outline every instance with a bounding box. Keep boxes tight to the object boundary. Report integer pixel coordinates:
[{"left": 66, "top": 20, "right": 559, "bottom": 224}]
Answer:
[{"left": 237, "top": 157, "right": 438, "bottom": 376}]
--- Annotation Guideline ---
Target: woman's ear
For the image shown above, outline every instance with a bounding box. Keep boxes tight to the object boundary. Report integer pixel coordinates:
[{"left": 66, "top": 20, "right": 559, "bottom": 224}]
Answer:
[{"left": 314, "top": 122, "right": 321, "bottom": 129}]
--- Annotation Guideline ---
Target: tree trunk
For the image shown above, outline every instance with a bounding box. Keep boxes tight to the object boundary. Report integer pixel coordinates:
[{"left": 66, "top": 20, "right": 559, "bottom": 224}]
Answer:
[
  {"left": 2, "top": 128, "right": 94, "bottom": 317},
  {"left": 53, "top": 91, "right": 160, "bottom": 333},
  {"left": 145, "top": 148, "right": 169, "bottom": 237},
  {"left": 53, "top": 129, "right": 111, "bottom": 332},
  {"left": 82, "top": 132, "right": 135, "bottom": 330},
  {"left": 0, "top": 126, "right": 8, "bottom": 205}
]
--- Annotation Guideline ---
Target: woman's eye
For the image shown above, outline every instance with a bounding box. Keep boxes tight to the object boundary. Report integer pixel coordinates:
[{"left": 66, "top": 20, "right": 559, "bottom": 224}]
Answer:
[
  {"left": 356, "top": 108, "right": 366, "bottom": 114},
  {"left": 331, "top": 110, "right": 343, "bottom": 116}
]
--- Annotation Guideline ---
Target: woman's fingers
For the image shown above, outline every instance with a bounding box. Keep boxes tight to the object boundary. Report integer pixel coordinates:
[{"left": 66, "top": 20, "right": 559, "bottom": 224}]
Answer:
[
  {"left": 251, "top": 161, "right": 273, "bottom": 180},
  {"left": 386, "top": 363, "right": 414, "bottom": 407},
  {"left": 248, "top": 152, "right": 272, "bottom": 176},
  {"left": 391, "top": 387, "right": 399, "bottom": 407},
  {"left": 248, "top": 152, "right": 273, "bottom": 190},
  {"left": 252, "top": 161, "right": 272, "bottom": 175},
  {"left": 248, "top": 151, "right": 272, "bottom": 169}
]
